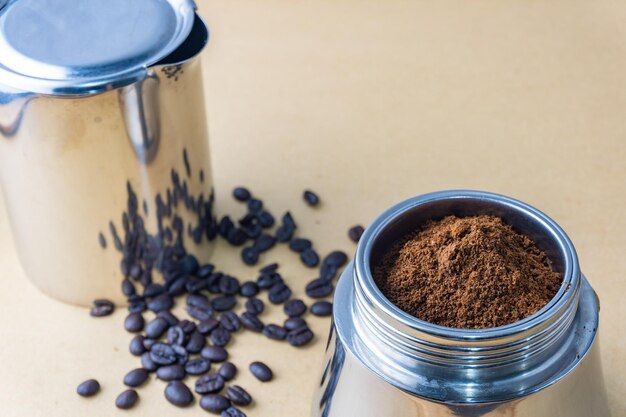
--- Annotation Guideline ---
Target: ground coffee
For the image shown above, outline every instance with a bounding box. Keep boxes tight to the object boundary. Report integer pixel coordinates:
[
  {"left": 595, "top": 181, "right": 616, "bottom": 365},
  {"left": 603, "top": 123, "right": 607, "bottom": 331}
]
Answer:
[{"left": 374, "top": 215, "right": 562, "bottom": 328}]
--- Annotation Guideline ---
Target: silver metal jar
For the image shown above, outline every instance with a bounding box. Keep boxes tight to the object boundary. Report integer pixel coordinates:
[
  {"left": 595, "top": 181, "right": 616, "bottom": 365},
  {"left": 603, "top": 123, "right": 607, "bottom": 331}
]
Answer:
[
  {"left": 313, "top": 190, "right": 610, "bottom": 417},
  {"left": 0, "top": 0, "right": 215, "bottom": 305}
]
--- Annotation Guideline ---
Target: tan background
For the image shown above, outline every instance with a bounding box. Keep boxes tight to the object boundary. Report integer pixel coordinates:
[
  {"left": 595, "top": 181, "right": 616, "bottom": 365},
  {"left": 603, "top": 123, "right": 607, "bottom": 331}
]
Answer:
[{"left": 1, "top": 0, "right": 625, "bottom": 415}]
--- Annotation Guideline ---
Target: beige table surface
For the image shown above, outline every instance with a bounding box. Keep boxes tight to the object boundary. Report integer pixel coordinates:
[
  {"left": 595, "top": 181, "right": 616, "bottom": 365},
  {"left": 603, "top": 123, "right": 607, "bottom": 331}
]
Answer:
[{"left": 1, "top": 0, "right": 626, "bottom": 416}]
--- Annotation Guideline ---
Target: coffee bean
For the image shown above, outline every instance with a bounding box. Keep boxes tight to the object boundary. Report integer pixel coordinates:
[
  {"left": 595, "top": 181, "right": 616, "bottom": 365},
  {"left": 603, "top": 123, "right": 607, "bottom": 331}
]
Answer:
[
  {"left": 172, "top": 344, "right": 189, "bottom": 365},
  {"left": 211, "top": 327, "right": 231, "bottom": 347},
  {"left": 262, "top": 324, "right": 287, "bottom": 340},
  {"left": 124, "top": 313, "right": 145, "bottom": 333},
  {"left": 240, "top": 312, "right": 264, "bottom": 332},
  {"left": 257, "top": 211, "right": 275, "bottom": 228},
  {"left": 150, "top": 343, "right": 177, "bottom": 365},
  {"left": 219, "top": 276, "right": 240, "bottom": 295},
  {"left": 287, "top": 326, "right": 314, "bottom": 347},
  {"left": 227, "top": 228, "right": 248, "bottom": 246},
  {"left": 201, "top": 346, "right": 228, "bottom": 362},
  {"left": 259, "top": 263, "right": 279, "bottom": 274},
  {"left": 275, "top": 212, "right": 296, "bottom": 242},
  {"left": 319, "top": 262, "right": 338, "bottom": 282},
  {"left": 165, "top": 380, "right": 193, "bottom": 407},
  {"left": 197, "top": 318, "right": 220, "bottom": 335},
  {"left": 241, "top": 247, "right": 259, "bottom": 265},
  {"left": 284, "top": 299, "right": 307, "bottom": 317},
  {"left": 124, "top": 368, "right": 149, "bottom": 387},
  {"left": 185, "top": 358, "right": 210, "bottom": 375},
  {"left": 157, "top": 310, "right": 180, "bottom": 326},
  {"left": 253, "top": 234, "right": 276, "bottom": 252},
  {"left": 147, "top": 293, "right": 173, "bottom": 312},
  {"left": 157, "top": 364, "right": 186, "bottom": 381},
  {"left": 180, "top": 319, "right": 197, "bottom": 334},
  {"left": 115, "top": 389, "right": 139, "bottom": 409},
  {"left": 244, "top": 298, "right": 264, "bottom": 315},
  {"left": 197, "top": 264, "right": 215, "bottom": 279},
  {"left": 195, "top": 374, "right": 225, "bottom": 394},
  {"left": 303, "top": 190, "right": 320, "bottom": 206},
  {"left": 288, "top": 238, "right": 311, "bottom": 253},
  {"left": 226, "top": 385, "right": 252, "bottom": 406},
  {"left": 90, "top": 299, "right": 114, "bottom": 317},
  {"left": 128, "top": 297, "right": 147, "bottom": 313},
  {"left": 212, "top": 295, "right": 237, "bottom": 312},
  {"left": 305, "top": 278, "right": 333, "bottom": 298},
  {"left": 247, "top": 198, "right": 263, "bottom": 213},
  {"left": 249, "top": 361, "right": 273, "bottom": 382},
  {"left": 311, "top": 301, "right": 333, "bottom": 317},
  {"left": 200, "top": 394, "right": 231, "bottom": 413},
  {"left": 183, "top": 148, "right": 191, "bottom": 177},
  {"left": 129, "top": 335, "right": 146, "bottom": 356},
  {"left": 219, "top": 216, "right": 235, "bottom": 238},
  {"left": 268, "top": 282, "right": 292, "bottom": 304},
  {"left": 222, "top": 407, "right": 247, "bottom": 417},
  {"left": 167, "top": 326, "right": 186, "bottom": 346},
  {"left": 76, "top": 379, "right": 100, "bottom": 397},
  {"left": 284, "top": 317, "right": 307, "bottom": 332},
  {"left": 233, "top": 187, "right": 251, "bottom": 202},
  {"left": 121, "top": 279, "right": 136, "bottom": 297},
  {"left": 168, "top": 276, "right": 189, "bottom": 296},
  {"left": 98, "top": 232, "right": 107, "bottom": 249},
  {"left": 218, "top": 362, "right": 237, "bottom": 381},
  {"left": 323, "top": 250, "right": 348, "bottom": 267},
  {"left": 141, "top": 352, "right": 158, "bottom": 372},
  {"left": 187, "top": 304, "right": 213, "bottom": 321},
  {"left": 239, "top": 281, "right": 259, "bottom": 298},
  {"left": 144, "top": 283, "right": 165, "bottom": 298},
  {"left": 143, "top": 338, "right": 157, "bottom": 350},
  {"left": 186, "top": 278, "right": 208, "bottom": 294},
  {"left": 348, "top": 225, "right": 365, "bottom": 243},
  {"left": 256, "top": 272, "right": 281, "bottom": 289},
  {"left": 220, "top": 312, "right": 241, "bottom": 332},
  {"left": 145, "top": 317, "right": 170, "bottom": 339},
  {"left": 185, "top": 331, "right": 206, "bottom": 353},
  {"left": 300, "top": 248, "right": 322, "bottom": 270}
]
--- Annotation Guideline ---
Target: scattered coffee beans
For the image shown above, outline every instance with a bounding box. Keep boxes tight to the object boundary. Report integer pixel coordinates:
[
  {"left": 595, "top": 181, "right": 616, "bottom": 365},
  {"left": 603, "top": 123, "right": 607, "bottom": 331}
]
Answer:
[
  {"left": 303, "top": 190, "right": 320, "bottom": 206},
  {"left": 165, "top": 381, "right": 194, "bottom": 407},
  {"left": 157, "top": 364, "right": 186, "bottom": 381},
  {"left": 226, "top": 385, "right": 252, "bottom": 406},
  {"left": 90, "top": 299, "right": 114, "bottom": 317},
  {"left": 77, "top": 379, "right": 100, "bottom": 397},
  {"left": 124, "top": 313, "right": 145, "bottom": 333},
  {"left": 249, "top": 361, "right": 273, "bottom": 382},
  {"left": 218, "top": 362, "right": 237, "bottom": 381},
  {"left": 200, "top": 394, "right": 231, "bottom": 413},
  {"left": 310, "top": 301, "right": 333, "bottom": 317},
  {"left": 123, "top": 368, "right": 149, "bottom": 387},
  {"left": 348, "top": 225, "right": 365, "bottom": 243},
  {"left": 222, "top": 407, "right": 247, "bottom": 417},
  {"left": 115, "top": 389, "right": 139, "bottom": 409},
  {"left": 283, "top": 299, "right": 307, "bottom": 317}
]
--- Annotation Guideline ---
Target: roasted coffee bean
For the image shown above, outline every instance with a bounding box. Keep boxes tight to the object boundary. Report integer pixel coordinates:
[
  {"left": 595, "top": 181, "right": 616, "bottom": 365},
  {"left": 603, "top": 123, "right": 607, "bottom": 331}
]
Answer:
[
  {"left": 239, "top": 281, "right": 259, "bottom": 298},
  {"left": 268, "top": 282, "right": 292, "bottom": 304},
  {"left": 157, "top": 364, "right": 186, "bottom": 381},
  {"left": 245, "top": 298, "right": 264, "bottom": 315},
  {"left": 348, "top": 225, "right": 365, "bottom": 243},
  {"left": 129, "top": 335, "right": 146, "bottom": 356},
  {"left": 98, "top": 232, "right": 107, "bottom": 249},
  {"left": 200, "top": 394, "right": 231, "bottom": 413},
  {"left": 145, "top": 317, "right": 170, "bottom": 339},
  {"left": 76, "top": 379, "right": 100, "bottom": 397},
  {"left": 311, "top": 301, "right": 333, "bottom": 317},
  {"left": 201, "top": 346, "right": 228, "bottom": 362},
  {"left": 233, "top": 187, "right": 251, "bottom": 202},
  {"left": 303, "top": 190, "right": 320, "bottom": 206},
  {"left": 124, "top": 312, "right": 145, "bottom": 333},
  {"left": 185, "top": 358, "right": 211, "bottom": 375},
  {"left": 222, "top": 407, "right": 247, "bottom": 417},
  {"left": 247, "top": 198, "right": 263, "bottom": 213},
  {"left": 186, "top": 278, "right": 208, "bottom": 294},
  {"left": 197, "top": 318, "right": 220, "bottom": 335},
  {"left": 219, "top": 276, "right": 240, "bottom": 295},
  {"left": 157, "top": 310, "right": 180, "bottom": 326},
  {"left": 167, "top": 326, "right": 186, "bottom": 346},
  {"left": 240, "top": 312, "right": 264, "bottom": 332},
  {"left": 211, "top": 327, "right": 231, "bottom": 347},
  {"left": 124, "top": 368, "right": 149, "bottom": 387},
  {"left": 150, "top": 343, "right": 177, "bottom": 365},
  {"left": 287, "top": 326, "right": 314, "bottom": 347},
  {"left": 197, "top": 264, "right": 215, "bottom": 279},
  {"left": 218, "top": 362, "right": 237, "bottom": 381},
  {"left": 256, "top": 272, "right": 281, "bottom": 289},
  {"left": 219, "top": 216, "right": 235, "bottom": 238},
  {"left": 249, "top": 361, "right": 273, "bottom": 382},
  {"left": 262, "top": 324, "right": 287, "bottom": 340},
  {"left": 305, "top": 278, "right": 333, "bottom": 298},
  {"left": 185, "top": 331, "right": 206, "bottom": 353},
  {"left": 187, "top": 305, "right": 213, "bottom": 321},
  {"left": 195, "top": 374, "right": 225, "bottom": 394},
  {"left": 129, "top": 264, "right": 142, "bottom": 280},
  {"left": 226, "top": 385, "right": 252, "bottom": 406},
  {"left": 188, "top": 293, "right": 211, "bottom": 309},
  {"left": 275, "top": 212, "right": 296, "bottom": 242},
  {"left": 284, "top": 317, "right": 307, "bottom": 332},
  {"left": 300, "top": 248, "right": 320, "bottom": 267},
  {"left": 323, "top": 250, "right": 348, "bottom": 267},
  {"left": 283, "top": 299, "right": 307, "bottom": 317},
  {"left": 121, "top": 279, "right": 136, "bottom": 297},
  {"left": 143, "top": 338, "right": 157, "bottom": 350},
  {"left": 172, "top": 344, "right": 189, "bottom": 365},
  {"left": 253, "top": 234, "right": 276, "bottom": 252},
  {"left": 257, "top": 211, "right": 275, "bottom": 228},
  {"left": 319, "top": 262, "right": 338, "bottom": 282},
  {"left": 147, "top": 293, "right": 173, "bottom": 312},
  {"left": 90, "top": 299, "right": 115, "bottom": 317},
  {"left": 179, "top": 318, "right": 199, "bottom": 333},
  {"left": 165, "top": 380, "right": 193, "bottom": 407},
  {"left": 259, "top": 263, "right": 279, "bottom": 274},
  {"left": 288, "top": 238, "right": 312, "bottom": 252},
  {"left": 141, "top": 352, "right": 158, "bottom": 372},
  {"left": 115, "top": 389, "right": 139, "bottom": 409},
  {"left": 212, "top": 295, "right": 237, "bottom": 312},
  {"left": 168, "top": 275, "right": 189, "bottom": 296},
  {"left": 227, "top": 228, "right": 248, "bottom": 246},
  {"left": 207, "top": 272, "right": 224, "bottom": 293},
  {"left": 220, "top": 312, "right": 241, "bottom": 332},
  {"left": 241, "top": 247, "right": 259, "bottom": 265},
  {"left": 183, "top": 148, "right": 191, "bottom": 177},
  {"left": 144, "top": 283, "right": 166, "bottom": 297},
  {"left": 128, "top": 297, "right": 147, "bottom": 313},
  {"left": 180, "top": 254, "right": 200, "bottom": 274}
]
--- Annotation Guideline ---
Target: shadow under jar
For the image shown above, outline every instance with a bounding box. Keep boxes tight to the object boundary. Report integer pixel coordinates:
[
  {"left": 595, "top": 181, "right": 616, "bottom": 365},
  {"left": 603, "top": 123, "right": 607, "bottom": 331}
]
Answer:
[{"left": 312, "top": 190, "right": 610, "bottom": 417}]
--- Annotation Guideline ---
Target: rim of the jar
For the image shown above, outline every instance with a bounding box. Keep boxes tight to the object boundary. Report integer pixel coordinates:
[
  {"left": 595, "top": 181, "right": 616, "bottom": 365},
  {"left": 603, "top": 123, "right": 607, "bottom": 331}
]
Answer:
[{"left": 355, "top": 189, "right": 580, "bottom": 342}]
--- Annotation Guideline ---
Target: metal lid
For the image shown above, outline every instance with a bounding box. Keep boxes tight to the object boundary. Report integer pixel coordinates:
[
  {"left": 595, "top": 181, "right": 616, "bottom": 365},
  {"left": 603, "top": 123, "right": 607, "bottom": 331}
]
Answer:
[{"left": 0, "top": 0, "right": 196, "bottom": 95}]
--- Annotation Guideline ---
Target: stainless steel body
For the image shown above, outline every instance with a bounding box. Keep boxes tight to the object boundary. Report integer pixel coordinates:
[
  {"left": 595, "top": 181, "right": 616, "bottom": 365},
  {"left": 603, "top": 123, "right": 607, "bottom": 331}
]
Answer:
[
  {"left": 313, "top": 190, "right": 610, "bottom": 417},
  {"left": 0, "top": 2, "right": 215, "bottom": 305}
]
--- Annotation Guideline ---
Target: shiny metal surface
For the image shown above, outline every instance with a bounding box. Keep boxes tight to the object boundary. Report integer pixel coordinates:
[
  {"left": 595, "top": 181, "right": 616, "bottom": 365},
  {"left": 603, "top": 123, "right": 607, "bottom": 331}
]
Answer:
[
  {"left": 0, "top": 0, "right": 196, "bottom": 94},
  {"left": 312, "top": 190, "right": 610, "bottom": 417},
  {"left": 0, "top": 14, "right": 213, "bottom": 306}
]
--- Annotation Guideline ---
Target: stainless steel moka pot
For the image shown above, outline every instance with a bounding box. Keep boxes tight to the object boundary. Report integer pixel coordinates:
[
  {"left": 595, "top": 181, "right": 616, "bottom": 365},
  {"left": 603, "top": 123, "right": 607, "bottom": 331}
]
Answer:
[
  {"left": 0, "top": 0, "right": 215, "bottom": 305},
  {"left": 313, "top": 191, "right": 610, "bottom": 417}
]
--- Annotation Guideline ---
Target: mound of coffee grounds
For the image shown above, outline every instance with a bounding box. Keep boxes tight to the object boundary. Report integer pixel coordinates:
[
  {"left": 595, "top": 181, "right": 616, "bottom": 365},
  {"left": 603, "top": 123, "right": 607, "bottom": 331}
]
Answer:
[{"left": 374, "top": 215, "right": 562, "bottom": 328}]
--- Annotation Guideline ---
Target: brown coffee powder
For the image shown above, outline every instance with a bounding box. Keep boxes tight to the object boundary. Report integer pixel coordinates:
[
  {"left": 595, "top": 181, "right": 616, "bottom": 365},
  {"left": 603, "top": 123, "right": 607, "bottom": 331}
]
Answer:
[{"left": 373, "top": 215, "right": 562, "bottom": 328}]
